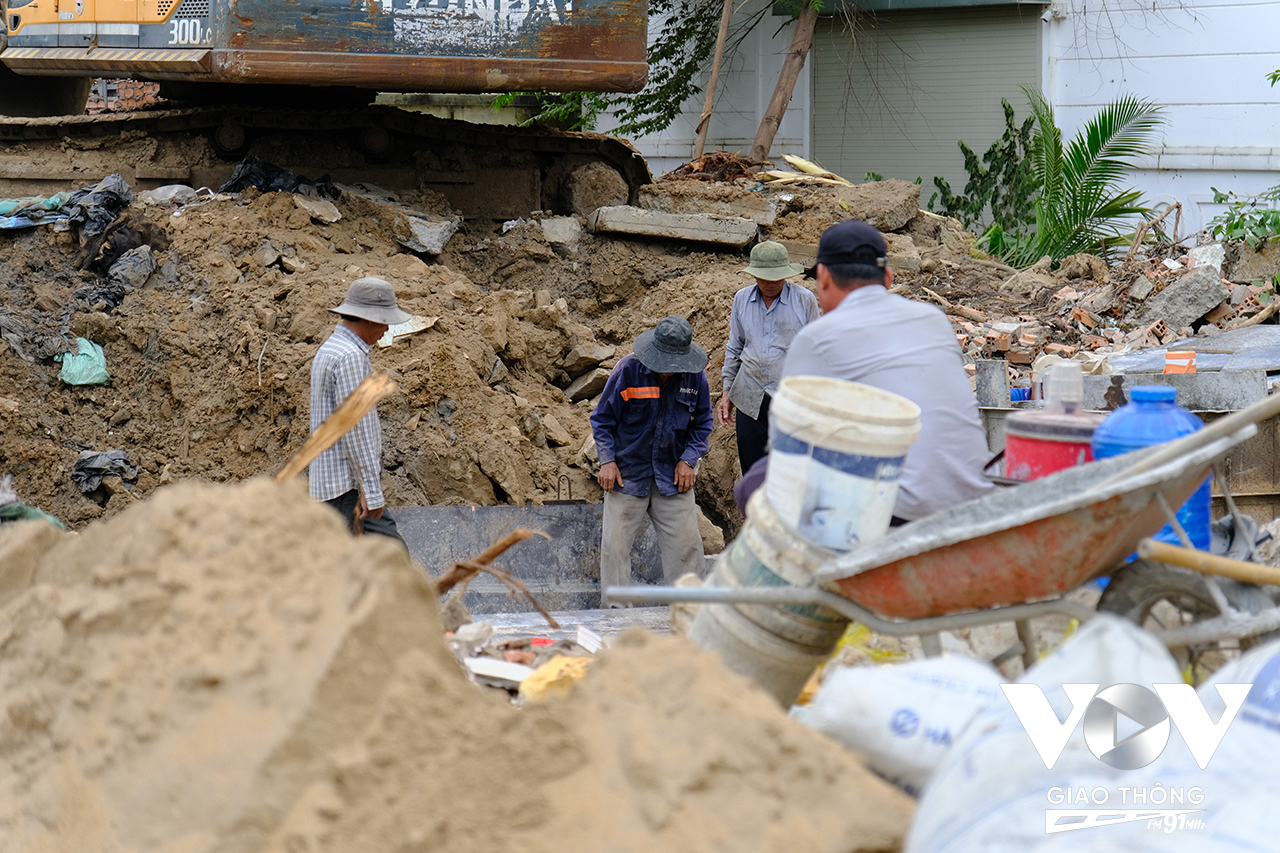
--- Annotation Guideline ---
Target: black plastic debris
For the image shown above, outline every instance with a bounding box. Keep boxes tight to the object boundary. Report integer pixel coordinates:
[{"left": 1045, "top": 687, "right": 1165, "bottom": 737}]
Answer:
[
  {"left": 61, "top": 174, "right": 133, "bottom": 238},
  {"left": 219, "top": 155, "right": 340, "bottom": 199},
  {"left": 71, "top": 449, "right": 138, "bottom": 493}
]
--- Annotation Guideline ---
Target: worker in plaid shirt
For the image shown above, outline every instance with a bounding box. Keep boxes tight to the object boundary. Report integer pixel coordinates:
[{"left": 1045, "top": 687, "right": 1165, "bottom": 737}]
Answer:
[{"left": 309, "top": 277, "right": 409, "bottom": 544}]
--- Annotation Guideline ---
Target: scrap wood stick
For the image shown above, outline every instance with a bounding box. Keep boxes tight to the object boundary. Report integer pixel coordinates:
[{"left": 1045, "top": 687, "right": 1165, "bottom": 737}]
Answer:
[
  {"left": 1138, "top": 538, "right": 1280, "bottom": 587},
  {"left": 275, "top": 373, "right": 395, "bottom": 482},
  {"left": 1124, "top": 202, "right": 1181, "bottom": 263},
  {"left": 922, "top": 287, "right": 987, "bottom": 322}
]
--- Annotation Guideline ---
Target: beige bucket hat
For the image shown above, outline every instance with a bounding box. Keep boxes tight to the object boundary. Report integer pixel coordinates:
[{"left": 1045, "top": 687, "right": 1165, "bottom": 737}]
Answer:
[{"left": 329, "top": 277, "right": 411, "bottom": 325}]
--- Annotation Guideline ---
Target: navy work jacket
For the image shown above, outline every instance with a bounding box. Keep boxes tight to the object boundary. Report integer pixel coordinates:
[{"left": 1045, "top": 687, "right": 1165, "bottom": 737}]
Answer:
[{"left": 590, "top": 354, "right": 713, "bottom": 497}]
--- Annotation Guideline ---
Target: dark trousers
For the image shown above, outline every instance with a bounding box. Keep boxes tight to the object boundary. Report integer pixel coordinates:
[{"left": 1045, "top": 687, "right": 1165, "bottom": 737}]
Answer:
[
  {"left": 325, "top": 489, "right": 406, "bottom": 547},
  {"left": 735, "top": 392, "right": 772, "bottom": 474}
]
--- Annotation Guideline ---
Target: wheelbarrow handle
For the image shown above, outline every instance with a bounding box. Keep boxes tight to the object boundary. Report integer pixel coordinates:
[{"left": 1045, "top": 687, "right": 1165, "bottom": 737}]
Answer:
[
  {"left": 1137, "top": 538, "right": 1280, "bottom": 587},
  {"left": 1098, "top": 391, "right": 1280, "bottom": 488}
]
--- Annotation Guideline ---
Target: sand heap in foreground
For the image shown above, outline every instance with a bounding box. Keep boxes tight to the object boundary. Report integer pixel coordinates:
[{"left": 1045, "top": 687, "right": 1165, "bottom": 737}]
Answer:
[{"left": 0, "top": 479, "right": 914, "bottom": 853}]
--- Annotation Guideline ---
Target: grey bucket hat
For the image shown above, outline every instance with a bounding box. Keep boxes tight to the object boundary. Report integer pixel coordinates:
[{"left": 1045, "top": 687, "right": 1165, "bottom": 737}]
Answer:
[
  {"left": 742, "top": 240, "right": 805, "bottom": 280},
  {"left": 633, "top": 315, "right": 708, "bottom": 374},
  {"left": 330, "top": 277, "right": 412, "bottom": 326}
]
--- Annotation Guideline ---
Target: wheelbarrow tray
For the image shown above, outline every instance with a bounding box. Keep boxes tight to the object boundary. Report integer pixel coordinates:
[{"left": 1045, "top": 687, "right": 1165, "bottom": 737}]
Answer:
[{"left": 812, "top": 430, "right": 1253, "bottom": 620}]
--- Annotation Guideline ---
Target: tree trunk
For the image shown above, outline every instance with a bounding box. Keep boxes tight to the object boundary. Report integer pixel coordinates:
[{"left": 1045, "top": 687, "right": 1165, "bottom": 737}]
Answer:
[
  {"left": 749, "top": 0, "right": 819, "bottom": 163},
  {"left": 692, "top": 0, "right": 735, "bottom": 158}
]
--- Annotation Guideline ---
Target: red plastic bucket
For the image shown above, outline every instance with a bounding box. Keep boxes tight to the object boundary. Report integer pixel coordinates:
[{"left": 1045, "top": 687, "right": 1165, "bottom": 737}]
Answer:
[{"left": 1004, "top": 410, "right": 1105, "bottom": 481}]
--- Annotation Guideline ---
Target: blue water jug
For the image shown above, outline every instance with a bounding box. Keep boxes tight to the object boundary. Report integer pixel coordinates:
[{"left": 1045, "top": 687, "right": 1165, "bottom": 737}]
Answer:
[{"left": 1091, "top": 385, "right": 1211, "bottom": 551}]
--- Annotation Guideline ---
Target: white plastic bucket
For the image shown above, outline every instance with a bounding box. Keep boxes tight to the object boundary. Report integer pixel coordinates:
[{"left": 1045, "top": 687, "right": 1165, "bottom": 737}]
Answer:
[
  {"left": 765, "top": 376, "right": 920, "bottom": 552},
  {"left": 689, "top": 491, "right": 850, "bottom": 706},
  {"left": 718, "top": 490, "right": 847, "bottom": 647}
]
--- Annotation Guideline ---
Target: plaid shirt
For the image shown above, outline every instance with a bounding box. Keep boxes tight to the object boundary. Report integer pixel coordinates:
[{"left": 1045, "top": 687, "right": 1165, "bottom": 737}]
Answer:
[{"left": 308, "top": 324, "right": 385, "bottom": 509}]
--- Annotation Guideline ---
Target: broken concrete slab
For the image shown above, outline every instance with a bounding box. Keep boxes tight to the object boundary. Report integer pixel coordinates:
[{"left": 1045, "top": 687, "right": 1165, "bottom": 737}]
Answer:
[
  {"left": 562, "top": 341, "right": 615, "bottom": 376},
  {"left": 1188, "top": 242, "right": 1225, "bottom": 274},
  {"left": 637, "top": 183, "right": 776, "bottom": 226},
  {"left": 1128, "top": 274, "right": 1155, "bottom": 301},
  {"left": 1137, "top": 266, "right": 1230, "bottom": 330},
  {"left": 833, "top": 179, "right": 920, "bottom": 232},
  {"left": 294, "top": 195, "right": 341, "bottom": 224},
  {"left": 338, "top": 183, "right": 462, "bottom": 254},
  {"left": 1225, "top": 239, "right": 1280, "bottom": 283},
  {"left": 587, "top": 205, "right": 757, "bottom": 248},
  {"left": 540, "top": 216, "right": 582, "bottom": 253},
  {"left": 565, "top": 367, "right": 610, "bottom": 402}
]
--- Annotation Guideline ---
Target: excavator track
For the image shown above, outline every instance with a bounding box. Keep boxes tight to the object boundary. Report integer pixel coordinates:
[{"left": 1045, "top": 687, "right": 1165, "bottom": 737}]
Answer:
[{"left": 0, "top": 104, "right": 653, "bottom": 219}]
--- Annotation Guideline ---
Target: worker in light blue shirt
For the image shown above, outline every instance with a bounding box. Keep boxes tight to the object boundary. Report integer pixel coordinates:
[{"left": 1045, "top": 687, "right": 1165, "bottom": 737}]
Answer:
[
  {"left": 717, "top": 241, "right": 820, "bottom": 473},
  {"left": 591, "top": 316, "right": 712, "bottom": 602}
]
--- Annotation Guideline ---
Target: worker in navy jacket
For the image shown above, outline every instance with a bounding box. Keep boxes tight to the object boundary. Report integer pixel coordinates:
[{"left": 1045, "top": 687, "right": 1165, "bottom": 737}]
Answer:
[{"left": 590, "top": 315, "right": 713, "bottom": 603}]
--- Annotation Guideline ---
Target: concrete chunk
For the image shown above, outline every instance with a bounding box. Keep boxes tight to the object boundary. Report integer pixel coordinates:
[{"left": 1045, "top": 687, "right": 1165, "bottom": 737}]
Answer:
[
  {"left": 562, "top": 341, "right": 616, "bottom": 376},
  {"left": 540, "top": 216, "right": 582, "bottom": 253},
  {"left": 1225, "top": 239, "right": 1280, "bottom": 283},
  {"left": 338, "top": 184, "right": 461, "bottom": 254},
  {"left": 1137, "top": 266, "right": 1229, "bottom": 329},
  {"left": 637, "top": 183, "right": 776, "bottom": 226},
  {"left": 587, "top": 205, "right": 757, "bottom": 248},
  {"left": 833, "top": 179, "right": 920, "bottom": 232},
  {"left": 565, "top": 367, "right": 610, "bottom": 402}
]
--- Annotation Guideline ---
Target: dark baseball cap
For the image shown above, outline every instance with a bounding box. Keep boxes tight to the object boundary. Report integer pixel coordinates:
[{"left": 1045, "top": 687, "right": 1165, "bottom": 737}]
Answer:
[{"left": 805, "top": 220, "right": 887, "bottom": 277}]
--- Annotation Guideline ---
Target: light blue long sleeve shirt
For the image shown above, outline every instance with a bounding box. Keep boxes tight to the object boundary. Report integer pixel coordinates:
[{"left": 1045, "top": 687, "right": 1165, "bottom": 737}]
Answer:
[{"left": 722, "top": 281, "right": 821, "bottom": 419}]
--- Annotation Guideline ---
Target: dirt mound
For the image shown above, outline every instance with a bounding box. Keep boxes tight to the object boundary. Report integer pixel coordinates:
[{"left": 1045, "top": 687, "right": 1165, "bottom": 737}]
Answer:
[
  {"left": 0, "top": 189, "right": 756, "bottom": 533},
  {"left": 0, "top": 480, "right": 914, "bottom": 852}
]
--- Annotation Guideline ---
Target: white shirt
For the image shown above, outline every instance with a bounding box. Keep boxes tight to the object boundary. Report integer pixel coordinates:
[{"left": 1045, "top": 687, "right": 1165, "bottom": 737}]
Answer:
[{"left": 782, "top": 285, "right": 994, "bottom": 521}]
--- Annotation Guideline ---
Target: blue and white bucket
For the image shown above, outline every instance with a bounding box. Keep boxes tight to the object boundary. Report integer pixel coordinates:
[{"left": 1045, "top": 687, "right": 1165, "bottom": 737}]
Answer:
[{"left": 765, "top": 376, "right": 921, "bottom": 552}]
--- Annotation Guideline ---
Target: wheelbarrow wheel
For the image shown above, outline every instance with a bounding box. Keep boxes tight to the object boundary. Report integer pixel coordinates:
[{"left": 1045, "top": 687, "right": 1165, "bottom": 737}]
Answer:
[{"left": 1098, "top": 559, "right": 1279, "bottom": 685}]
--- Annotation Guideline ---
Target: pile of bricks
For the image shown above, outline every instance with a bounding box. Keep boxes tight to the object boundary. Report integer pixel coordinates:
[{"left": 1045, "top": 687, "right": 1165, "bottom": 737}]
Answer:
[{"left": 86, "top": 79, "right": 163, "bottom": 114}]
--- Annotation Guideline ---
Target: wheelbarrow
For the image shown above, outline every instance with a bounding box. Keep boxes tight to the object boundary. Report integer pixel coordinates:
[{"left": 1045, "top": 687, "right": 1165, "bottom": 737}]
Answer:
[{"left": 609, "top": 392, "right": 1280, "bottom": 693}]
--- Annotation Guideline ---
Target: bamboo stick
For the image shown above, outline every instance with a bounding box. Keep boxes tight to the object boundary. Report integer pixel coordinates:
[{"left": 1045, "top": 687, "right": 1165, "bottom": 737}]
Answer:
[
  {"left": 275, "top": 373, "right": 396, "bottom": 482},
  {"left": 1138, "top": 538, "right": 1280, "bottom": 587}
]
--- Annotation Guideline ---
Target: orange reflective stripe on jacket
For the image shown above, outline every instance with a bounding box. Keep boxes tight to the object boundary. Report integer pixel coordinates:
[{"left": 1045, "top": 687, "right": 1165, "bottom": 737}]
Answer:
[{"left": 620, "top": 386, "right": 660, "bottom": 401}]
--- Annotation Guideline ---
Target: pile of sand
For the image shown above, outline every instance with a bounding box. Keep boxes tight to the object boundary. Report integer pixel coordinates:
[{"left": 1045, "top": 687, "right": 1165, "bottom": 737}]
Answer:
[{"left": 0, "top": 479, "right": 914, "bottom": 853}]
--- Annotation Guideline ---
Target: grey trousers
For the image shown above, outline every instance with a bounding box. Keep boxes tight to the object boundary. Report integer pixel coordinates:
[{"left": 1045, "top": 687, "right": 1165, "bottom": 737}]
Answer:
[{"left": 600, "top": 479, "right": 704, "bottom": 603}]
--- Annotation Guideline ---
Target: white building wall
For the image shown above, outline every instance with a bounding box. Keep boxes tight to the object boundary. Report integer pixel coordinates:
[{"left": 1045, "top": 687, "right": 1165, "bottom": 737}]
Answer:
[
  {"left": 599, "top": 0, "right": 810, "bottom": 178},
  {"left": 1044, "top": 0, "right": 1280, "bottom": 236}
]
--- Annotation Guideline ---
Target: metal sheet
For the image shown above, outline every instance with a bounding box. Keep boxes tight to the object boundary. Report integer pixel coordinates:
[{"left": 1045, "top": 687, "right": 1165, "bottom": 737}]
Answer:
[
  {"left": 1107, "top": 326, "right": 1280, "bottom": 374},
  {"left": 394, "top": 503, "right": 663, "bottom": 614},
  {"left": 220, "top": 0, "right": 647, "bottom": 91}
]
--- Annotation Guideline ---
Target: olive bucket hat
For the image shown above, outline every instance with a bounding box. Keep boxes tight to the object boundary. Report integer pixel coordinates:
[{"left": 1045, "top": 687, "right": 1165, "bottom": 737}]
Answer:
[
  {"left": 330, "top": 277, "right": 412, "bottom": 326},
  {"left": 741, "top": 240, "right": 805, "bottom": 281},
  {"left": 633, "top": 315, "right": 708, "bottom": 374}
]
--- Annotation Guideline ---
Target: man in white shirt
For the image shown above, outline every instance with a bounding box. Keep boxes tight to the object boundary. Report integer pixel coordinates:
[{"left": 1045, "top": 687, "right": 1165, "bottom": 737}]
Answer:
[{"left": 782, "top": 221, "right": 994, "bottom": 523}]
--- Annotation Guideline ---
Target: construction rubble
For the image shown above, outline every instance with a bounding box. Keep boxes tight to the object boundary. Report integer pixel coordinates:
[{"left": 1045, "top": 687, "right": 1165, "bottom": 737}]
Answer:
[{"left": 6, "top": 140, "right": 1280, "bottom": 853}]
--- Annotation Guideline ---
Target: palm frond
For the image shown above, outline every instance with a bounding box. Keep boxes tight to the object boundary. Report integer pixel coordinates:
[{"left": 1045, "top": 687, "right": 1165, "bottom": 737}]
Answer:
[{"left": 1064, "top": 96, "right": 1165, "bottom": 194}]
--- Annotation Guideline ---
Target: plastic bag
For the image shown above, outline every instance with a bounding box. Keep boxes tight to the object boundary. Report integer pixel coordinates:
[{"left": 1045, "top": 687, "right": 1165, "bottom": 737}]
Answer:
[
  {"left": 70, "top": 449, "right": 137, "bottom": 493},
  {"left": 796, "top": 655, "right": 1002, "bottom": 794},
  {"left": 906, "top": 615, "right": 1202, "bottom": 853},
  {"left": 61, "top": 174, "right": 132, "bottom": 237},
  {"left": 57, "top": 338, "right": 110, "bottom": 386}
]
